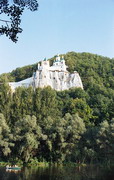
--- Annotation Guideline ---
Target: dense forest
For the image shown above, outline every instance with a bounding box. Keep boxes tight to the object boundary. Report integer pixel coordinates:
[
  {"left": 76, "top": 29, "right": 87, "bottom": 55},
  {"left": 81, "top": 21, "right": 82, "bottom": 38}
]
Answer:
[{"left": 0, "top": 52, "right": 114, "bottom": 165}]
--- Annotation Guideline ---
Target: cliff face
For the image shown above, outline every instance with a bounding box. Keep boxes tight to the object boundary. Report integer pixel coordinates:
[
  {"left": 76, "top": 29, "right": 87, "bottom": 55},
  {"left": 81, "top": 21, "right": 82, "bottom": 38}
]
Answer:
[
  {"left": 9, "top": 55, "right": 83, "bottom": 91},
  {"left": 34, "top": 69, "right": 83, "bottom": 91}
]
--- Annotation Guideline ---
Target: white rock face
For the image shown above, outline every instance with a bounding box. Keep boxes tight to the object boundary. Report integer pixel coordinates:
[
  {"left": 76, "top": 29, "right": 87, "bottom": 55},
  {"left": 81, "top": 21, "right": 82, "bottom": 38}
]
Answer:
[
  {"left": 9, "top": 77, "right": 33, "bottom": 92},
  {"left": 9, "top": 55, "right": 83, "bottom": 92}
]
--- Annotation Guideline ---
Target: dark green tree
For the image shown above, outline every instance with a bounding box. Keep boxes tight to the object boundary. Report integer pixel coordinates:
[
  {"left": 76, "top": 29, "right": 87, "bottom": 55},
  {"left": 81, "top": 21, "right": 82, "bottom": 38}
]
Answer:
[
  {"left": 34, "top": 87, "right": 59, "bottom": 122},
  {"left": 0, "top": 113, "right": 14, "bottom": 159},
  {"left": 0, "top": 82, "right": 12, "bottom": 122},
  {"left": 0, "top": 0, "right": 38, "bottom": 42},
  {"left": 96, "top": 119, "right": 114, "bottom": 163},
  {"left": 12, "top": 115, "right": 42, "bottom": 163}
]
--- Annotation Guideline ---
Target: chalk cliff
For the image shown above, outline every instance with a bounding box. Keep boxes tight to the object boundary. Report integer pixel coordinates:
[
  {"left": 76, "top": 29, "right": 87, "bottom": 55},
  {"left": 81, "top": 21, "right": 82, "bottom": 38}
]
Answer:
[{"left": 9, "top": 55, "right": 83, "bottom": 91}]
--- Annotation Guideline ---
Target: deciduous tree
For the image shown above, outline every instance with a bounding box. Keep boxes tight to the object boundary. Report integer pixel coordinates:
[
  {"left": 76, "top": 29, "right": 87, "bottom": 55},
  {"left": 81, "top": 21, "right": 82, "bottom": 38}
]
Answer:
[{"left": 0, "top": 0, "right": 38, "bottom": 42}]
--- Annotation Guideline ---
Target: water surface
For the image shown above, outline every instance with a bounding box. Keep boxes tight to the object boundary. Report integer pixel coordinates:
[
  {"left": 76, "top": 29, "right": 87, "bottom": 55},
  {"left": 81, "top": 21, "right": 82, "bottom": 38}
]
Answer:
[{"left": 0, "top": 165, "right": 114, "bottom": 180}]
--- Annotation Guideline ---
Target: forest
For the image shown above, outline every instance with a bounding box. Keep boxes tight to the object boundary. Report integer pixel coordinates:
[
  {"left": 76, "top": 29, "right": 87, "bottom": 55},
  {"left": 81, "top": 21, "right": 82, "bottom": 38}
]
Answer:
[{"left": 0, "top": 52, "right": 114, "bottom": 165}]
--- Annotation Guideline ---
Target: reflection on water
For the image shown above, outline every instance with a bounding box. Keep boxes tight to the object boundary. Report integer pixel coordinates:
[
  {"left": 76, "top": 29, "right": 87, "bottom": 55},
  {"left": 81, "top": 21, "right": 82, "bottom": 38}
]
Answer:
[
  {"left": 6, "top": 169, "right": 21, "bottom": 173},
  {"left": 0, "top": 165, "right": 114, "bottom": 180}
]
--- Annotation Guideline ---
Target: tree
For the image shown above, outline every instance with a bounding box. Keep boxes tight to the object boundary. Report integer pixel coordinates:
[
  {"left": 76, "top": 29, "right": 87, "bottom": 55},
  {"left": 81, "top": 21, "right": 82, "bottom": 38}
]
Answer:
[
  {"left": 0, "top": 82, "right": 12, "bottom": 122},
  {"left": 66, "top": 98, "right": 93, "bottom": 126},
  {"left": 0, "top": 113, "right": 14, "bottom": 159},
  {"left": 49, "top": 113, "right": 86, "bottom": 163},
  {"left": 12, "top": 115, "right": 42, "bottom": 163},
  {"left": 63, "top": 113, "right": 86, "bottom": 162},
  {"left": 34, "top": 87, "right": 59, "bottom": 122},
  {"left": 78, "top": 126, "right": 99, "bottom": 163},
  {"left": 96, "top": 119, "right": 114, "bottom": 163},
  {"left": 0, "top": 0, "right": 38, "bottom": 42}
]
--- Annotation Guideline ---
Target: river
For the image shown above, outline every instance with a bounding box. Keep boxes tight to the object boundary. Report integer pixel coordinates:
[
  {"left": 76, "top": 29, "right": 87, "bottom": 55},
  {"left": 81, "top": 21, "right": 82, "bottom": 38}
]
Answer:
[{"left": 0, "top": 165, "right": 114, "bottom": 180}]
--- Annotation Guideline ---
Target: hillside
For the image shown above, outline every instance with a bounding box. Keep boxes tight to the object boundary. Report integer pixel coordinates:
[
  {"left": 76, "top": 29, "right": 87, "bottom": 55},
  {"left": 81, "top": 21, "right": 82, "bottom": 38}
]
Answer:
[
  {"left": 0, "top": 52, "right": 114, "bottom": 164},
  {"left": 0, "top": 51, "right": 114, "bottom": 122},
  {"left": 0, "top": 52, "right": 114, "bottom": 89}
]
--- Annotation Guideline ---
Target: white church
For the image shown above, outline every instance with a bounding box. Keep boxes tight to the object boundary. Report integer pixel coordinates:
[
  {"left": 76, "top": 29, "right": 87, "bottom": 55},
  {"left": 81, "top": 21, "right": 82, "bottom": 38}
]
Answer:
[{"left": 9, "top": 55, "right": 83, "bottom": 92}]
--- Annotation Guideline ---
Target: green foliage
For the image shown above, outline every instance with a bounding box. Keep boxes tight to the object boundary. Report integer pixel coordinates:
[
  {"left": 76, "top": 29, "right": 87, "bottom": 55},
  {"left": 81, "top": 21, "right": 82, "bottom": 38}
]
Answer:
[
  {"left": 0, "top": 114, "right": 14, "bottom": 158},
  {"left": 0, "top": 83, "right": 12, "bottom": 121},
  {"left": 96, "top": 119, "right": 114, "bottom": 163},
  {"left": 0, "top": 0, "right": 38, "bottom": 42},
  {"left": 12, "top": 115, "right": 42, "bottom": 163},
  {"left": 10, "top": 64, "right": 37, "bottom": 81},
  {"left": 33, "top": 86, "right": 60, "bottom": 127}
]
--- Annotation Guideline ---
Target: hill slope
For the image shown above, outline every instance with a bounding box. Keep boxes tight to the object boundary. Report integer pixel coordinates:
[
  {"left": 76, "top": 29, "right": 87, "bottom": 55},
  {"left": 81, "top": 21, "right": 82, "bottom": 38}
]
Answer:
[
  {"left": 0, "top": 52, "right": 114, "bottom": 164},
  {"left": 0, "top": 52, "right": 114, "bottom": 123},
  {"left": 0, "top": 51, "right": 114, "bottom": 89}
]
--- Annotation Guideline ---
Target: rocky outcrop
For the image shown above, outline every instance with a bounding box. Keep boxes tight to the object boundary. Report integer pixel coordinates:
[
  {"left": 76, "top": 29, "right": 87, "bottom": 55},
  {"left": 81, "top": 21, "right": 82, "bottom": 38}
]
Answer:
[{"left": 9, "top": 55, "right": 83, "bottom": 92}]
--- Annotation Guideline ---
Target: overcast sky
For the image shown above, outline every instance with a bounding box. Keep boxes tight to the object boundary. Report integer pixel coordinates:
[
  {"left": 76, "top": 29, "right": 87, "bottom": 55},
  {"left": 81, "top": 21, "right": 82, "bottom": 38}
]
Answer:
[{"left": 0, "top": 0, "right": 114, "bottom": 74}]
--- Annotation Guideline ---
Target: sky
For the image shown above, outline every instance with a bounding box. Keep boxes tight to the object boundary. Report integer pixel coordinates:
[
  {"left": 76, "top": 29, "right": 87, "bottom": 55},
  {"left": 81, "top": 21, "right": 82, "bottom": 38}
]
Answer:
[{"left": 0, "top": 0, "right": 114, "bottom": 74}]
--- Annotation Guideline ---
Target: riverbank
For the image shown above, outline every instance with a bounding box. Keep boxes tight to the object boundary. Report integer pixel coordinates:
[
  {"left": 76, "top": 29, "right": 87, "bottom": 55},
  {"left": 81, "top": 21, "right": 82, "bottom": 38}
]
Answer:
[
  {"left": 1, "top": 163, "right": 114, "bottom": 180},
  {"left": 1, "top": 160, "right": 114, "bottom": 169}
]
